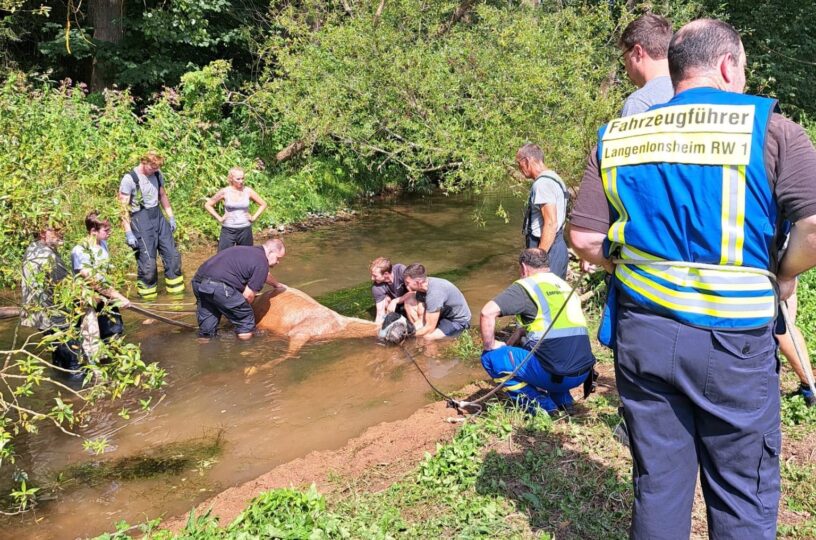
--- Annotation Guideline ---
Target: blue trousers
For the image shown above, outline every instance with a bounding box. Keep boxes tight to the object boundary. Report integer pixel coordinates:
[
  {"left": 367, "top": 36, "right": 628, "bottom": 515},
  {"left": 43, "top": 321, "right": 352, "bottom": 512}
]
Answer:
[
  {"left": 616, "top": 300, "right": 780, "bottom": 539},
  {"left": 481, "top": 346, "right": 589, "bottom": 413}
]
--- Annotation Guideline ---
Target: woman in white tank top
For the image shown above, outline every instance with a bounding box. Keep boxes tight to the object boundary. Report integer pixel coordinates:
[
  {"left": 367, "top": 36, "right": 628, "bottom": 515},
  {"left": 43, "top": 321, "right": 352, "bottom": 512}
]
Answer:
[{"left": 204, "top": 167, "right": 268, "bottom": 251}]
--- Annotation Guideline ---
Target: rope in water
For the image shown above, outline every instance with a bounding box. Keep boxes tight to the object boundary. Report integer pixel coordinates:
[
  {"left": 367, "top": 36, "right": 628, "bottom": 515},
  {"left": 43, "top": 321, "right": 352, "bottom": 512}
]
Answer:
[{"left": 126, "top": 304, "right": 196, "bottom": 330}]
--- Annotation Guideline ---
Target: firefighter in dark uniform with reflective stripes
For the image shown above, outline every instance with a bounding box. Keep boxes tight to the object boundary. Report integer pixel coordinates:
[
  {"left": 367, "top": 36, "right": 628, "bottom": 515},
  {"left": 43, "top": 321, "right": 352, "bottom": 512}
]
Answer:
[
  {"left": 118, "top": 151, "right": 184, "bottom": 299},
  {"left": 570, "top": 19, "right": 816, "bottom": 539},
  {"left": 479, "top": 248, "right": 595, "bottom": 415}
]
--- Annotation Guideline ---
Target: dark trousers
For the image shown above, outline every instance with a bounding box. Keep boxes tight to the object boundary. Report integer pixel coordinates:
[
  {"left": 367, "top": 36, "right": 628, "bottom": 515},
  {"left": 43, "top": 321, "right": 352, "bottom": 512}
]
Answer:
[
  {"left": 525, "top": 231, "right": 568, "bottom": 279},
  {"left": 192, "top": 278, "right": 256, "bottom": 337},
  {"left": 131, "top": 206, "right": 183, "bottom": 292},
  {"left": 218, "top": 225, "right": 253, "bottom": 252},
  {"left": 615, "top": 300, "right": 780, "bottom": 539}
]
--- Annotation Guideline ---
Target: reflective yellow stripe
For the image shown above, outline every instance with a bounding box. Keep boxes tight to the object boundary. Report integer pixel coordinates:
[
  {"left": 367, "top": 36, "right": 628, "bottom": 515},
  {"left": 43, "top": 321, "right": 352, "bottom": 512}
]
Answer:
[
  {"left": 734, "top": 165, "right": 746, "bottom": 264},
  {"left": 502, "top": 381, "right": 528, "bottom": 392},
  {"left": 165, "top": 275, "right": 184, "bottom": 286},
  {"left": 720, "top": 165, "right": 746, "bottom": 265},
  {"left": 602, "top": 166, "right": 627, "bottom": 245},
  {"left": 617, "top": 264, "right": 774, "bottom": 318},
  {"left": 493, "top": 373, "right": 528, "bottom": 392},
  {"left": 720, "top": 166, "right": 731, "bottom": 264},
  {"left": 137, "top": 281, "right": 157, "bottom": 291},
  {"left": 166, "top": 283, "right": 185, "bottom": 293},
  {"left": 621, "top": 246, "right": 770, "bottom": 292}
]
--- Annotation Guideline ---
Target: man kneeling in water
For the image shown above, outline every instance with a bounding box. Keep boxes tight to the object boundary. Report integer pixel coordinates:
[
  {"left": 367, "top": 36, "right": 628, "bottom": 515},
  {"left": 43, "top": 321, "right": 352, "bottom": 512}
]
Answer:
[{"left": 480, "top": 249, "right": 596, "bottom": 415}]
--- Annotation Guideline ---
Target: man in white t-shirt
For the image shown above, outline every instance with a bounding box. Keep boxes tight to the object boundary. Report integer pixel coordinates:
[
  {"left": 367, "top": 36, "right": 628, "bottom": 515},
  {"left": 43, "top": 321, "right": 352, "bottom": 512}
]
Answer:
[{"left": 518, "top": 143, "right": 569, "bottom": 279}]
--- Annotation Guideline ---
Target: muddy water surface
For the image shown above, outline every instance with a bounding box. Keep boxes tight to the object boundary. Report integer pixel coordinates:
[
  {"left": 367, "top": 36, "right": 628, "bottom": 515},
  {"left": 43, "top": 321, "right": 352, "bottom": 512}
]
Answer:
[{"left": 1, "top": 190, "right": 527, "bottom": 539}]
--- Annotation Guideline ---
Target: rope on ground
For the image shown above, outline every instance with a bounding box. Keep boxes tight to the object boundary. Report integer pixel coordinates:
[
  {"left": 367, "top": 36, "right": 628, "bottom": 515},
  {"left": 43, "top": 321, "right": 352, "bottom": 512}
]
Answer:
[{"left": 402, "top": 281, "right": 578, "bottom": 416}]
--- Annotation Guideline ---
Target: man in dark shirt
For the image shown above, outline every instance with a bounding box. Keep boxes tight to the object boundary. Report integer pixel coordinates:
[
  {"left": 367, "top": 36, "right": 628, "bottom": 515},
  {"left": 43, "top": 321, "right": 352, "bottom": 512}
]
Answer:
[
  {"left": 369, "top": 257, "right": 408, "bottom": 323},
  {"left": 193, "top": 238, "right": 286, "bottom": 339},
  {"left": 480, "top": 249, "right": 595, "bottom": 415}
]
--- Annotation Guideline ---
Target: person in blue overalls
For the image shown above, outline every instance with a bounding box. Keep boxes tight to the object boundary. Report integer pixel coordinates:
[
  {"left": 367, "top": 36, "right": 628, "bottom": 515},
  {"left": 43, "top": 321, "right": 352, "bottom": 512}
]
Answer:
[
  {"left": 569, "top": 19, "right": 816, "bottom": 539},
  {"left": 118, "top": 151, "right": 184, "bottom": 299},
  {"left": 480, "top": 248, "right": 595, "bottom": 416},
  {"left": 517, "top": 143, "right": 570, "bottom": 279}
]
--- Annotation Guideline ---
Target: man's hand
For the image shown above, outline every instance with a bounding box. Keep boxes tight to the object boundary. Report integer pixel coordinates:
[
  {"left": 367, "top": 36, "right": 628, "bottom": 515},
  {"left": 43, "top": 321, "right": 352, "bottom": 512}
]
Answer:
[
  {"left": 483, "top": 339, "right": 506, "bottom": 351},
  {"left": 125, "top": 231, "right": 138, "bottom": 248},
  {"left": 580, "top": 259, "right": 597, "bottom": 273},
  {"left": 387, "top": 297, "right": 400, "bottom": 313},
  {"left": 778, "top": 276, "right": 797, "bottom": 302},
  {"left": 169, "top": 217, "right": 177, "bottom": 232}
]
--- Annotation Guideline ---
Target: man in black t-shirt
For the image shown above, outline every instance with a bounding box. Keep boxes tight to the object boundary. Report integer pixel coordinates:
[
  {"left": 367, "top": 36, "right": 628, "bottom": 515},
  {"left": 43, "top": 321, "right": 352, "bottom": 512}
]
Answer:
[{"left": 193, "top": 238, "right": 285, "bottom": 339}]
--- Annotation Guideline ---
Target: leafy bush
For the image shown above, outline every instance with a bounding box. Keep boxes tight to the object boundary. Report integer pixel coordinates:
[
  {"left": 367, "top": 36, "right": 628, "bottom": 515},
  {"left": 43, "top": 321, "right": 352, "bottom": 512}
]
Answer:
[{"left": 256, "top": 1, "right": 625, "bottom": 192}]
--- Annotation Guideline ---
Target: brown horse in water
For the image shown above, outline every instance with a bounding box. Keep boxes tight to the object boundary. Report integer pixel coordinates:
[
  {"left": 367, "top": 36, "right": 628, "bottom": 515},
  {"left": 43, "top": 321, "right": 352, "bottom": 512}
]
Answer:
[{"left": 253, "top": 287, "right": 379, "bottom": 356}]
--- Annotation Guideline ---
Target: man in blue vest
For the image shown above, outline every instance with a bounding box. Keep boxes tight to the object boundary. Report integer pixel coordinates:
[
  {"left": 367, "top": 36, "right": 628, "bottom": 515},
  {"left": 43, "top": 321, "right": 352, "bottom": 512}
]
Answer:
[
  {"left": 480, "top": 248, "right": 595, "bottom": 416},
  {"left": 518, "top": 144, "right": 570, "bottom": 279},
  {"left": 569, "top": 19, "right": 816, "bottom": 539}
]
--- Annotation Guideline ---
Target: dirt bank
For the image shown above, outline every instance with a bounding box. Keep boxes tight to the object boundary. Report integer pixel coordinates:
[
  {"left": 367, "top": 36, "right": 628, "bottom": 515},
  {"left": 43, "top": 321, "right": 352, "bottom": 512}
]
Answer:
[{"left": 161, "top": 396, "right": 466, "bottom": 531}]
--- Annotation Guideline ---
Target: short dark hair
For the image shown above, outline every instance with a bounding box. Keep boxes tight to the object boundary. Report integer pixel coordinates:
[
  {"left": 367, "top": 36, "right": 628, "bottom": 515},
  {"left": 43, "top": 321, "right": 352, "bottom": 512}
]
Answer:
[
  {"left": 519, "top": 248, "right": 549, "bottom": 269},
  {"left": 403, "top": 263, "right": 427, "bottom": 280},
  {"left": 669, "top": 19, "right": 742, "bottom": 87},
  {"left": 85, "top": 211, "right": 111, "bottom": 233},
  {"left": 516, "top": 143, "right": 544, "bottom": 163},
  {"left": 619, "top": 13, "right": 673, "bottom": 60}
]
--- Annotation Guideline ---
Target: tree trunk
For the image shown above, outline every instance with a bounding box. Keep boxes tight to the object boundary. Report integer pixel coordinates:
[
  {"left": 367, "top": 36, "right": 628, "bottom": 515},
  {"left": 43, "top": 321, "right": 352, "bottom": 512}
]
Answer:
[{"left": 90, "top": 0, "right": 125, "bottom": 91}]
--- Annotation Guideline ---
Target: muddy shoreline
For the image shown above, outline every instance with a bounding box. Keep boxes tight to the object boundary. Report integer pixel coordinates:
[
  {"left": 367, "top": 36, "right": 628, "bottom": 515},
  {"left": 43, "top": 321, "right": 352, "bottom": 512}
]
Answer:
[{"left": 161, "top": 394, "right": 468, "bottom": 531}]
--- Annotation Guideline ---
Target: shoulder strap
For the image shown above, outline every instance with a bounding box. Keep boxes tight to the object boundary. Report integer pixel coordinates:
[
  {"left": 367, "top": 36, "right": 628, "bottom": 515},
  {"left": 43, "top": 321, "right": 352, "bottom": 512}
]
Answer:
[
  {"left": 536, "top": 172, "right": 570, "bottom": 201},
  {"left": 128, "top": 169, "right": 144, "bottom": 209}
]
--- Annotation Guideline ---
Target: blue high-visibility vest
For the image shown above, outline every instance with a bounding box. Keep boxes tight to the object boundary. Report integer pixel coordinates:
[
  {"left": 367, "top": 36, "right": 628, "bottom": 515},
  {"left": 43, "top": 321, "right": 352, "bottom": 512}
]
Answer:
[{"left": 597, "top": 87, "right": 779, "bottom": 329}]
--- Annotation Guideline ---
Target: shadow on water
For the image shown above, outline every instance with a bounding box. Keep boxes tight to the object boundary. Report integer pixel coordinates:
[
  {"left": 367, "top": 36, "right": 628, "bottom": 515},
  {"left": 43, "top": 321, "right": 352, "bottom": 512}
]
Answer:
[{"left": 0, "top": 189, "right": 528, "bottom": 539}]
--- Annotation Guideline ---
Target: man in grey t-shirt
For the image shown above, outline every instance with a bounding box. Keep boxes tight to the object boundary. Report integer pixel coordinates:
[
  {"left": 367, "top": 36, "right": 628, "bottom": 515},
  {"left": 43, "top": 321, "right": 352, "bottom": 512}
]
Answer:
[
  {"left": 518, "top": 143, "right": 569, "bottom": 279},
  {"left": 401, "top": 263, "right": 471, "bottom": 340},
  {"left": 619, "top": 14, "right": 674, "bottom": 117},
  {"left": 118, "top": 151, "right": 184, "bottom": 298}
]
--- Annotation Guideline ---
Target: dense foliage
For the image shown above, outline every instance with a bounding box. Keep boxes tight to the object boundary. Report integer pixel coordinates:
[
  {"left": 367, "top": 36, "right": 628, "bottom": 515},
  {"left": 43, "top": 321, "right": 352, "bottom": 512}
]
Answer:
[
  {"left": 0, "top": 0, "right": 267, "bottom": 93},
  {"left": 259, "top": 1, "right": 624, "bottom": 191}
]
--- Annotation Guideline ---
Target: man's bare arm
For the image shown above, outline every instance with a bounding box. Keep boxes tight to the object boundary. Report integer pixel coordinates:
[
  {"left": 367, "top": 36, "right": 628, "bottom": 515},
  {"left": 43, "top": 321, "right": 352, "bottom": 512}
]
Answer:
[
  {"left": 567, "top": 224, "right": 614, "bottom": 273},
  {"left": 415, "top": 310, "right": 440, "bottom": 337},
  {"left": 480, "top": 301, "right": 505, "bottom": 350},
  {"left": 538, "top": 204, "right": 558, "bottom": 252},
  {"left": 778, "top": 215, "right": 816, "bottom": 300}
]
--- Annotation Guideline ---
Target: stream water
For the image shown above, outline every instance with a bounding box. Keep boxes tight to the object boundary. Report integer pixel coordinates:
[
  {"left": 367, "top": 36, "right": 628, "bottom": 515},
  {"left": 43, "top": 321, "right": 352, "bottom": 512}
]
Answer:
[{"left": 1, "top": 189, "right": 527, "bottom": 539}]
